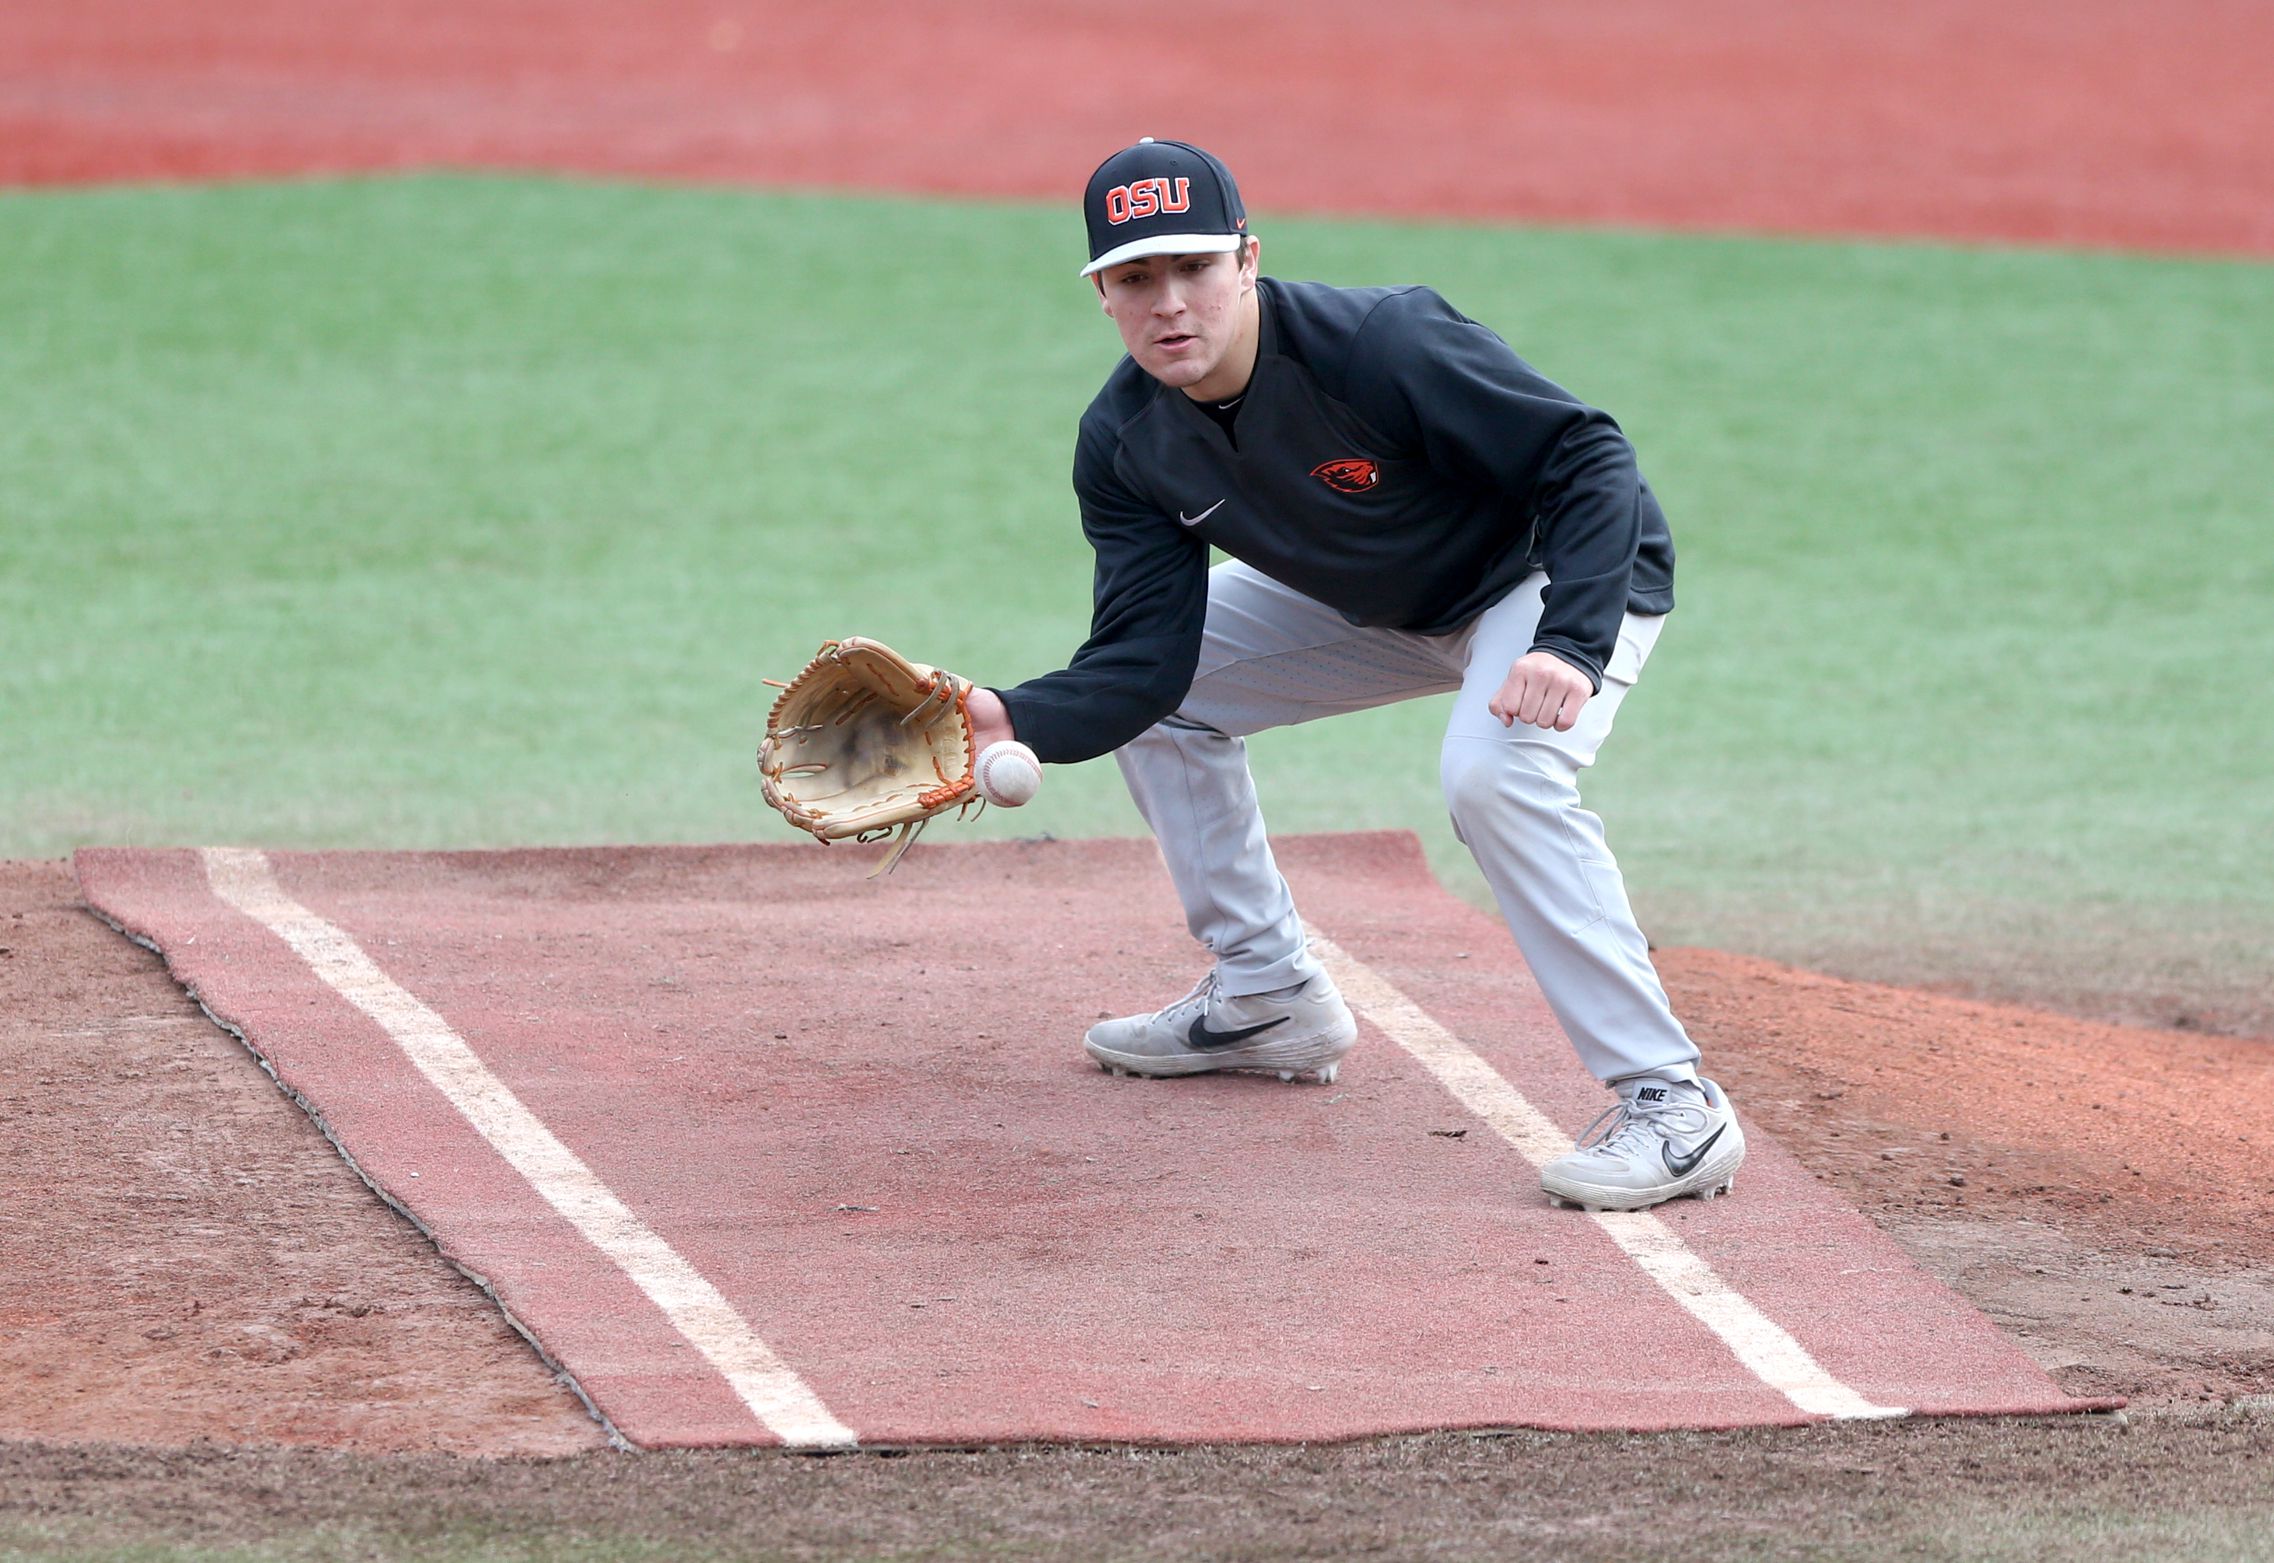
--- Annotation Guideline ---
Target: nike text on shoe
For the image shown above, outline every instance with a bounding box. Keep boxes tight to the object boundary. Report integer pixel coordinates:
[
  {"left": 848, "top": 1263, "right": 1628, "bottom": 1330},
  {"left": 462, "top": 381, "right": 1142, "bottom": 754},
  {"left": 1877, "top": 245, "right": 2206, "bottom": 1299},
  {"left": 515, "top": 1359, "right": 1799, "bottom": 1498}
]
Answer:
[
  {"left": 1538, "top": 1076, "right": 1747, "bottom": 1213},
  {"left": 1083, "top": 970, "right": 1356, "bottom": 1084}
]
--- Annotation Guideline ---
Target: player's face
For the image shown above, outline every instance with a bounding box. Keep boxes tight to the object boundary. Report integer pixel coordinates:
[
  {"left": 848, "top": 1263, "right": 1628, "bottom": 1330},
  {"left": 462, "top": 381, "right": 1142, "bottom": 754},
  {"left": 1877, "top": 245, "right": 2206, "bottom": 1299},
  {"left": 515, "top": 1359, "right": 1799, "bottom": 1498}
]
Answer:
[{"left": 1095, "top": 247, "right": 1256, "bottom": 395}]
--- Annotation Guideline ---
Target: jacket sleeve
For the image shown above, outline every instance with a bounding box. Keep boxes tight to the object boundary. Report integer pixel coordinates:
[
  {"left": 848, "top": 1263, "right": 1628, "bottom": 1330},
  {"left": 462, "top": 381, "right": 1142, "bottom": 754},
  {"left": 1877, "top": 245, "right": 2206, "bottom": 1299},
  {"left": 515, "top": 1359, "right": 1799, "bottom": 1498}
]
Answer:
[
  {"left": 1351, "top": 288, "right": 1646, "bottom": 689},
  {"left": 994, "top": 414, "right": 1209, "bottom": 764}
]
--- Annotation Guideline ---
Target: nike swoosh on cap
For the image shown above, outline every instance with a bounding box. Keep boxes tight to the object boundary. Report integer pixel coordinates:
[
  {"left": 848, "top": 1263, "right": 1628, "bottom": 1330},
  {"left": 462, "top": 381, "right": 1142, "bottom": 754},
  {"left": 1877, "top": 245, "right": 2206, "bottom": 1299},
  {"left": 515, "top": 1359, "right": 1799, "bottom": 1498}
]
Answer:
[
  {"left": 1186, "top": 1012, "right": 1290, "bottom": 1051},
  {"left": 1178, "top": 498, "right": 1228, "bottom": 527},
  {"left": 1662, "top": 1122, "right": 1728, "bottom": 1178}
]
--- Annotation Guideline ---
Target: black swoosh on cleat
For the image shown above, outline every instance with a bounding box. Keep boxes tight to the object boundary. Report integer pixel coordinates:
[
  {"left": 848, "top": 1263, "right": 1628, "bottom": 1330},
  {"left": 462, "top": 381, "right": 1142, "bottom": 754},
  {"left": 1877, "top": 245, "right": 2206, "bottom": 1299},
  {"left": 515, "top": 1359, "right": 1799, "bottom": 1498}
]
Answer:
[
  {"left": 1187, "top": 1013, "right": 1291, "bottom": 1052},
  {"left": 1662, "top": 1123, "right": 1728, "bottom": 1179}
]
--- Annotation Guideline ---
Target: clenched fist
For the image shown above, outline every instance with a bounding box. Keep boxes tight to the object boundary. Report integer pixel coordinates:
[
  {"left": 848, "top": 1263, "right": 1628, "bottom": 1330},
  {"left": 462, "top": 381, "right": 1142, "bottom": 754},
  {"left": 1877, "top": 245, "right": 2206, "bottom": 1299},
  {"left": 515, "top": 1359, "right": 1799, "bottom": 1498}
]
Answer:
[{"left": 1490, "top": 650, "right": 1593, "bottom": 733}]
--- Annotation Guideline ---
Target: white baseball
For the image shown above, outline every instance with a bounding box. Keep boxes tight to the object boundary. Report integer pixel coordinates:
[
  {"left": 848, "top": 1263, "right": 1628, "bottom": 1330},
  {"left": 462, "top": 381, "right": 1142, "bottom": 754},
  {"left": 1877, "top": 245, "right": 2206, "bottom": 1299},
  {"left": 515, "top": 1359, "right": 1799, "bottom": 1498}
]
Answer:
[{"left": 975, "top": 740, "right": 1043, "bottom": 807}]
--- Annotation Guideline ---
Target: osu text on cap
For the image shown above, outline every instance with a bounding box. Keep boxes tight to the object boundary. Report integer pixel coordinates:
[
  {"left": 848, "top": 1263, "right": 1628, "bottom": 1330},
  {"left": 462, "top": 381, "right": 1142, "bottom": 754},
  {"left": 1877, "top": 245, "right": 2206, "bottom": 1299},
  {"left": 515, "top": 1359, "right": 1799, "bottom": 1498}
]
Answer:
[{"left": 1105, "top": 177, "right": 1192, "bottom": 225}]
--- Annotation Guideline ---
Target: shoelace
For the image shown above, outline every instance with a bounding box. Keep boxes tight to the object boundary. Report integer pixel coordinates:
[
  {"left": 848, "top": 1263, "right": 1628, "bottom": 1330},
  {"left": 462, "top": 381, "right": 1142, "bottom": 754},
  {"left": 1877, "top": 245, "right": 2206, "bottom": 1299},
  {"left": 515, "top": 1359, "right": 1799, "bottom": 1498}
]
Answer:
[
  {"left": 1574, "top": 1092, "right": 1711, "bottom": 1159},
  {"left": 1160, "top": 970, "right": 1221, "bottom": 1025}
]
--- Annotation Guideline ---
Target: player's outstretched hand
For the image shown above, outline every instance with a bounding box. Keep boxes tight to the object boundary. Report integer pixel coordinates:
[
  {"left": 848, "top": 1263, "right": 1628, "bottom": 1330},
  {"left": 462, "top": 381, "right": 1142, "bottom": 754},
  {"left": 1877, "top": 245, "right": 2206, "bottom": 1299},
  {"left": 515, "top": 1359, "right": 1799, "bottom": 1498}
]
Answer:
[
  {"left": 1490, "top": 650, "right": 1593, "bottom": 732},
  {"left": 966, "top": 685, "right": 1018, "bottom": 754}
]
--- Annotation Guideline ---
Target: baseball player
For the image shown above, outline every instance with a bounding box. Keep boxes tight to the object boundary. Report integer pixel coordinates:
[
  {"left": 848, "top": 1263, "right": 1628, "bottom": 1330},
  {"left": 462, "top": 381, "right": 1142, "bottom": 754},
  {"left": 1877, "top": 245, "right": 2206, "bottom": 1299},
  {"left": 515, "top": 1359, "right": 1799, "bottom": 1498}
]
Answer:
[{"left": 966, "top": 139, "right": 1744, "bottom": 1213}]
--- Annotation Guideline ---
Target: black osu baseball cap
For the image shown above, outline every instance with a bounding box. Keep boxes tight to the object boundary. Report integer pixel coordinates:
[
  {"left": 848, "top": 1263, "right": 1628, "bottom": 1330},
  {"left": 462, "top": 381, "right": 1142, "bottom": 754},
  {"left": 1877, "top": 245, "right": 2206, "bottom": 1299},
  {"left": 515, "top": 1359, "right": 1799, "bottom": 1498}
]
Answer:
[{"left": 1080, "top": 137, "right": 1249, "bottom": 277}]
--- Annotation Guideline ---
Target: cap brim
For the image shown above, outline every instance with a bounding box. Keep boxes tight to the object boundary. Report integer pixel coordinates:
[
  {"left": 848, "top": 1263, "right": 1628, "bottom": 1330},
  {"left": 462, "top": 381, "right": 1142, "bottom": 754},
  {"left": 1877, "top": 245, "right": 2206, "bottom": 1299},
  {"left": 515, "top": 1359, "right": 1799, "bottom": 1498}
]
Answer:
[{"left": 1080, "top": 233, "right": 1243, "bottom": 277}]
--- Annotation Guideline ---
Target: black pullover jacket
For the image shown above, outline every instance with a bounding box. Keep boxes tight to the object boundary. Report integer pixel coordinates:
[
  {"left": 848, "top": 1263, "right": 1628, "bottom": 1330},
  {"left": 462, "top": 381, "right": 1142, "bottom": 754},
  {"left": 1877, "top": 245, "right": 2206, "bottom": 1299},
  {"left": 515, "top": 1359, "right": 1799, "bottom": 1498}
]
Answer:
[{"left": 999, "top": 277, "right": 1675, "bottom": 765}]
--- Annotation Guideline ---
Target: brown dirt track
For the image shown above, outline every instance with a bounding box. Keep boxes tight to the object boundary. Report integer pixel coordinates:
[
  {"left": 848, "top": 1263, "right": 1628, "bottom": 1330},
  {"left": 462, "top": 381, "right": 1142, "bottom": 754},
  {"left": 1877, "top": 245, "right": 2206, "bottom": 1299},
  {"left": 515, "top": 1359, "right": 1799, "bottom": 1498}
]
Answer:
[
  {"left": 6, "top": 854, "right": 2271, "bottom": 1557},
  {"left": 4, "top": 0, "right": 2272, "bottom": 255}
]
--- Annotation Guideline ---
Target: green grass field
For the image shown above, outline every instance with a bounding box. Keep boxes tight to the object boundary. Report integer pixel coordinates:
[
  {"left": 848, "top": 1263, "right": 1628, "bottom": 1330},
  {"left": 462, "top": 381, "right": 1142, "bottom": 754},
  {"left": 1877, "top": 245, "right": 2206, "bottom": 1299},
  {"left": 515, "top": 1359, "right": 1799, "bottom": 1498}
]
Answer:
[{"left": 4, "top": 176, "right": 2269, "bottom": 1022}]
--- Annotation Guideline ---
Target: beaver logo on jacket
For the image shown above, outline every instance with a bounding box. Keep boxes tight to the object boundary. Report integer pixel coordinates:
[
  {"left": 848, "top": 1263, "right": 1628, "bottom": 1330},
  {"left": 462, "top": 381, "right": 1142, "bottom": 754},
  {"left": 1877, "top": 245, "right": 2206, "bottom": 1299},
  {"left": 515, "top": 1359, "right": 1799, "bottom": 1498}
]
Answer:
[{"left": 1309, "top": 458, "right": 1381, "bottom": 494}]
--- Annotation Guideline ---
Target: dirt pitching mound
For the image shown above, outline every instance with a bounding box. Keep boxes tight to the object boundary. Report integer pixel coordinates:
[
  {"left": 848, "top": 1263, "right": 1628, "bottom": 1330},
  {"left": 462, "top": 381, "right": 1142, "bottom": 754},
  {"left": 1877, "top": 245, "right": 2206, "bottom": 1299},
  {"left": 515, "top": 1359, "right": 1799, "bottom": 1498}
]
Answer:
[
  {"left": 64, "top": 836, "right": 2108, "bottom": 1446},
  {"left": 6, "top": 844, "right": 2268, "bottom": 1453}
]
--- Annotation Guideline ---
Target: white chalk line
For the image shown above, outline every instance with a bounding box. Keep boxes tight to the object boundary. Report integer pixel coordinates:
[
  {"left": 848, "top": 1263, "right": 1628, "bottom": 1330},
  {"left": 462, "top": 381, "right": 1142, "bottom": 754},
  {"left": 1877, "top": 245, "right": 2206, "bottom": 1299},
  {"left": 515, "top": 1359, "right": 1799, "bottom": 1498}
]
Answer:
[
  {"left": 1309, "top": 930, "right": 1906, "bottom": 1421},
  {"left": 200, "top": 847, "right": 857, "bottom": 1450}
]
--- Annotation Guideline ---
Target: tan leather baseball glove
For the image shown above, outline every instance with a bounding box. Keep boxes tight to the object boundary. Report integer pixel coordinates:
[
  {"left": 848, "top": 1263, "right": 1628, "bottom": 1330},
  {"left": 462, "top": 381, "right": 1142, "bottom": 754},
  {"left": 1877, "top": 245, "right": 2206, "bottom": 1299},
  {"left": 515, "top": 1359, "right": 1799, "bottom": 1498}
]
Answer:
[{"left": 757, "top": 637, "right": 981, "bottom": 875}]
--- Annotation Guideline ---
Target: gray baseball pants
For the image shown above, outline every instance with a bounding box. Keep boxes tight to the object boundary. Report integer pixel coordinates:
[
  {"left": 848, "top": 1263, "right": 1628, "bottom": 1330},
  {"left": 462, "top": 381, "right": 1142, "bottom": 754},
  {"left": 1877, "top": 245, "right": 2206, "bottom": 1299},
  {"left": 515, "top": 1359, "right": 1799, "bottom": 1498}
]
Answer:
[{"left": 1114, "top": 560, "right": 1700, "bottom": 1086}]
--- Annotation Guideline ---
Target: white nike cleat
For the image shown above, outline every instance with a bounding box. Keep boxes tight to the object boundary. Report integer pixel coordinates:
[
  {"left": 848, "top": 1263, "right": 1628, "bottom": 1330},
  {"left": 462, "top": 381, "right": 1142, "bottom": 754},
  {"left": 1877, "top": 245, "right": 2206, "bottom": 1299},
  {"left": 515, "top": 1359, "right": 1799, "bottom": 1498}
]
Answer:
[
  {"left": 1084, "top": 970, "right": 1356, "bottom": 1084},
  {"left": 1540, "top": 1076, "right": 1747, "bottom": 1213}
]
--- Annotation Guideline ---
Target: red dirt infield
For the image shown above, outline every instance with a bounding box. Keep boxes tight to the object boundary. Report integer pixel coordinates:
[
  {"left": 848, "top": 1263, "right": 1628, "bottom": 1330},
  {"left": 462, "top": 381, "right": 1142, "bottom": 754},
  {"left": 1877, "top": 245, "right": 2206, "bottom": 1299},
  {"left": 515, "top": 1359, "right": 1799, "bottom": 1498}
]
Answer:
[
  {"left": 4, "top": 1, "right": 2269, "bottom": 256},
  {"left": 74, "top": 834, "right": 2115, "bottom": 1449}
]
